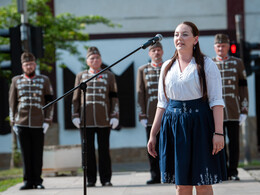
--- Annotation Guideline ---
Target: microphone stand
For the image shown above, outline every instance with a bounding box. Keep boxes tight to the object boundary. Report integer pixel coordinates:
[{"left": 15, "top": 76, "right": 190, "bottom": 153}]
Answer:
[{"left": 42, "top": 40, "right": 158, "bottom": 195}]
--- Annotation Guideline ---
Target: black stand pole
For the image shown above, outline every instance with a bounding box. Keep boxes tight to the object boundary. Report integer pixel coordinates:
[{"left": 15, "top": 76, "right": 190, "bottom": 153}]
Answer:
[
  {"left": 79, "top": 82, "right": 87, "bottom": 195},
  {"left": 42, "top": 45, "right": 148, "bottom": 195}
]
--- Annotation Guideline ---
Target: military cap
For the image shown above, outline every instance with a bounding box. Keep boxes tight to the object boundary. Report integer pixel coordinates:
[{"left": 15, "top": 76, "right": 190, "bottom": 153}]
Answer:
[
  {"left": 21, "top": 52, "right": 36, "bottom": 64},
  {"left": 149, "top": 42, "right": 163, "bottom": 51},
  {"left": 86, "top": 46, "right": 101, "bottom": 58},
  {"left": 214, "top": 34, "right": 230, "bottom": 44}
]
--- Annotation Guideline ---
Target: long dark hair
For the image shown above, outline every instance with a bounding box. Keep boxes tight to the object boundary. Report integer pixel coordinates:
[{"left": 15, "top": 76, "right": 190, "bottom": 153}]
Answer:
[{"left": 162, "top": 21, "right": 207, "bottom": 101}]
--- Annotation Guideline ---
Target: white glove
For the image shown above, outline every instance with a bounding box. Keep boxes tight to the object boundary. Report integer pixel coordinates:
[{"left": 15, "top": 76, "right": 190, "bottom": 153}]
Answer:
[
  {"left": 13, "top": 126, "right": 18, "bottom": 135},
  {"left": 140, "top": 119, "right": 148, "bottom": 128},
  {"left": 72, "top": 118, "right": 81, "bottom": 128},
  {"left": 43, "top": 123, "right": 49, "bottom": 134},
  {"left": 239, "top": 114, "right": 247, "bottom": 126},
  {"left": 110, "top": 118, "right": 119, "bottom": 129}
]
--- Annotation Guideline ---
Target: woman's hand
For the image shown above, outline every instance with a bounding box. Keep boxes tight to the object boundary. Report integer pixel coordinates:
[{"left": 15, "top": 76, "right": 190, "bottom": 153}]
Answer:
[
  {"left": 147, "top": 135, "right": 157, "bottom": 158},
  {"left": 147, "top": 107, "right": 165, "bottom": 158},
  {"left": 211, "top": 105, "right": 224, "bottom": 155},
  {"left": 212, "top": 134, "right": 225, "bottom": 155}
]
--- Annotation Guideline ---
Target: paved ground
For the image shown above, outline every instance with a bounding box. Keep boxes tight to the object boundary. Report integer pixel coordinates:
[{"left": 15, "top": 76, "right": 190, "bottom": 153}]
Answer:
[{"left": 1, "top": 163, "right": 260, "bottom": 195}]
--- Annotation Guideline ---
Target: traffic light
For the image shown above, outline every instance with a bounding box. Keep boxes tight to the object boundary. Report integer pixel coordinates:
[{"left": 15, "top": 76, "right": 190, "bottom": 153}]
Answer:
[
  {"left": 0, "top": 25, "right": 44, "bottom": 75},
  {"left": 0, "top": 25, "right": 23, "bottom": 75},
  {"left": 0, "top": 26, "right": 22, "bottom": 134},
  {"left": 0, "top": 29, "right": 11, "bottom": 70},
  {"left": 228, "top": 41, "right": 260, "bottom": 76},
  {"left": 229, "top": 42, "right": 240, "bottom": 58},
  {"left": 243, "top": 42, "right": 260, "bottom": 76},
  {"left": 30, "top": 25, "right": 44, "bottom": 58}
]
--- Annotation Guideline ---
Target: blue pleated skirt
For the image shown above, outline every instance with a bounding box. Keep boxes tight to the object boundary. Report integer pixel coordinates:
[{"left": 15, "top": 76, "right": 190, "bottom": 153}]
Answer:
[{"left": 159, "top": 98, "right": 227, "bottom": 185}]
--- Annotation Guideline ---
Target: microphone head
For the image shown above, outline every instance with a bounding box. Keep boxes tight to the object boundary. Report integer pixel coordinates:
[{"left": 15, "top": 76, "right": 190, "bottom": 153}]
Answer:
[{"left": 155, "top": 34, "right": 163, "bottom": 41}]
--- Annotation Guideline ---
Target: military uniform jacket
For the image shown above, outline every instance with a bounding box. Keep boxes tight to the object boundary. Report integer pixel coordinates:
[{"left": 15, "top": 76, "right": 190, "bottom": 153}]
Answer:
[
  {"left": 72, "top": 69, "right": 119, "bottom": 127},
  {"left": 136, "top": 63, "right": 162, "bottom": 126},
  {"left": 213, "top": 56, "right": 249, "bottom": 121},
  {"left": 9, "top": 74, "right": 54, "bottom": 128}
]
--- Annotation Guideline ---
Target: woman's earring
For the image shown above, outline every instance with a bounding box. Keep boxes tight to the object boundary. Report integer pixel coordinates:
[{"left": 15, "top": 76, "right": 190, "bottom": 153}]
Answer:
[{"left": 193, "top": 45, "right": 196, "bottom": 51}]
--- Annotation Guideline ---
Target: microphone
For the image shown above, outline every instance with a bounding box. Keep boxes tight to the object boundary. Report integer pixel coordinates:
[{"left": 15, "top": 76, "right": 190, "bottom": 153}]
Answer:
[{"left": 141, "top": 34, "right": 163, "bottom": 49}]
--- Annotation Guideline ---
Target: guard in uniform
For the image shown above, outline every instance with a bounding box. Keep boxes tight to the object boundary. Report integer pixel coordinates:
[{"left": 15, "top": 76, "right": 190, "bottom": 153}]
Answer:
[
  {"left": 136, "top": 42, "right": 163, "bottom": 184},
  {"left": 72, "top": 47, "right": 119, "bottom": 187},
  {"left": 213, "top": 34, "right": 249, "bottom": 181},
  {"left": 9, "top": 52, "right": 54, "bottom": 190}
]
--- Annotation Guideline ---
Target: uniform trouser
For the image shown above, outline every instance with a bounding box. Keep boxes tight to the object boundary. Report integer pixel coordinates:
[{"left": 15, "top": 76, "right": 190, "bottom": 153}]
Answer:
[
  {"left": 80, "top": 127, "right": 111, "bottom": 184},
  {"left": 224, "top": 121, "right": 240, "bottom": 177},
  {"left": 17, "top": 126, "right": 44, "bottom": 185},
  {"left": 146, "top": 126, "right": 160, "bottom": 181}
]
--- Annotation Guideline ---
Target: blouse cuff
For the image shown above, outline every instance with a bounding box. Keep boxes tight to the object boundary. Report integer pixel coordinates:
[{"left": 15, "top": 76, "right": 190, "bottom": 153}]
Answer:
[{"left": 209, "top": 99, "right": 225, "bottom": 109}]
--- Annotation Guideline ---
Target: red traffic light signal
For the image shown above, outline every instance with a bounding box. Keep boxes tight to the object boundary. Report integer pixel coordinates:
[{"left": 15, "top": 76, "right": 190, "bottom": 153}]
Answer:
[
  {"left": 229, "top": 42, "right": 240, "bottom": 58},
  {"left": 230, "top": 43, "right": 237, "bottom": 54}
]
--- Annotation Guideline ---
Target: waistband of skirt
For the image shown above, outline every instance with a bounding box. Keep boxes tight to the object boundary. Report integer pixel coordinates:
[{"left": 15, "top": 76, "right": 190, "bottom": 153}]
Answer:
[{"left": 168, "top": 98, "right": 208, "bottom": 109}]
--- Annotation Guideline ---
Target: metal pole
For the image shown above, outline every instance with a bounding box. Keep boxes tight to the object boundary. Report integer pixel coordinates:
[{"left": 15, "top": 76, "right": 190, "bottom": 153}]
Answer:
[
  {"left": 235, "top": 14, "right": 251, "bottom": 164},
  {"left": 80, "top": 83, "right": 87, "bottom": 195},
  {"left": 241, "top": 121, "right": 251, "bottom": 164},
  {"left": 235, "top": 14, "right": 244, "bottom": 60},
  {"left": 18, "top": 0, "right": 31, "bottom": 52}
]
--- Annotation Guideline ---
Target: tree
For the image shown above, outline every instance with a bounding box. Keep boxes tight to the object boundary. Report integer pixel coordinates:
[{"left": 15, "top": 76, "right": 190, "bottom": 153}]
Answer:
[
  {"left": 0, "top": 0, "right": 118, "bottom": 168},
  {"left": 0, "top": 0, "right": 117, "bottom": 72}
]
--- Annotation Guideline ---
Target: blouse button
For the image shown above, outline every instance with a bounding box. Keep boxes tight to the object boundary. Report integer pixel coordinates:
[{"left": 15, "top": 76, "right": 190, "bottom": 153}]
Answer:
[{"left": 179, "top": 73, "right": 183, "bottom": 80}]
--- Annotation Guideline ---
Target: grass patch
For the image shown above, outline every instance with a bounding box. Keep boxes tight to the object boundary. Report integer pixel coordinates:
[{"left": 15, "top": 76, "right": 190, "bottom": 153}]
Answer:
[
  {"left": 0, "top": 168, "right": 23, "bottom": 178},
  {"left": 0, "top": 177, "right": 23, "bottom": 192},
  {"left": 0, "top": 168, "right": 23, "bottom": 192},
  {"left": 239, "top": 160, "right": 260, "bottom": 169}
]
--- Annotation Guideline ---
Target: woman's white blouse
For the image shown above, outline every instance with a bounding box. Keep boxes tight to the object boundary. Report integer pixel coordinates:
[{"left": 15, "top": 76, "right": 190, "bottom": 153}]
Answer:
[{"left": 157, "top": 57, "right": 225, "bottom": 109}]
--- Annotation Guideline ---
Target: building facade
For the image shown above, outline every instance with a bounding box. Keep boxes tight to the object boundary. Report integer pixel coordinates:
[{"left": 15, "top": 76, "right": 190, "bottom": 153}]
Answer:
[{"left": 1, "top": 0, "right": 260, "bottom": 168}]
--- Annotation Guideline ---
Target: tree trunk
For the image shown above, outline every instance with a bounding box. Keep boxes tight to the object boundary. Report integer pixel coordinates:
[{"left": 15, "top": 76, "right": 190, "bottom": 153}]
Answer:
[{"left": 10, "top": 130, "right": 18, "bottom": 168}]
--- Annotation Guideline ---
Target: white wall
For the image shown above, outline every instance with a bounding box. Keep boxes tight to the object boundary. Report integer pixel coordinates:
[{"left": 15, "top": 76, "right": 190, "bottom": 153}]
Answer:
[
  {"left": 54, "top": 0, "right": 227, "bottom": 33},
  {"left": 0, "top": 0, "right": 11, "bottom": 7},
  {"left": 0, "top": 134, "right": 11, "bottom": 153},
  {"left": 245, "top": 0, "right": 260, "bottom": 42}
]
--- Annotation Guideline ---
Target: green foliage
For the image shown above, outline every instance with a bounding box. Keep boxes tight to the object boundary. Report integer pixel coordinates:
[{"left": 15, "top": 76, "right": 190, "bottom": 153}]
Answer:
[
  {"left": 0, "top": 69, "right": 12, "bottom": 80},
  {"left": 0, "top": 168, "right": 23, "bottom": 178},
  {"left": 238, "top": 160, "right": 260, "bottom": 169},
  {"left": 0, "top": 168, "right": 23, "bottom": 192},
  {"left": 0, "top": 177, "right": 23, "bottom": 192},
  {"left": 0, "top": 0, "right": 118, "bottom": 74},
  {"left": 13, "top": 149, "right": 22, "bottom": 167}
]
